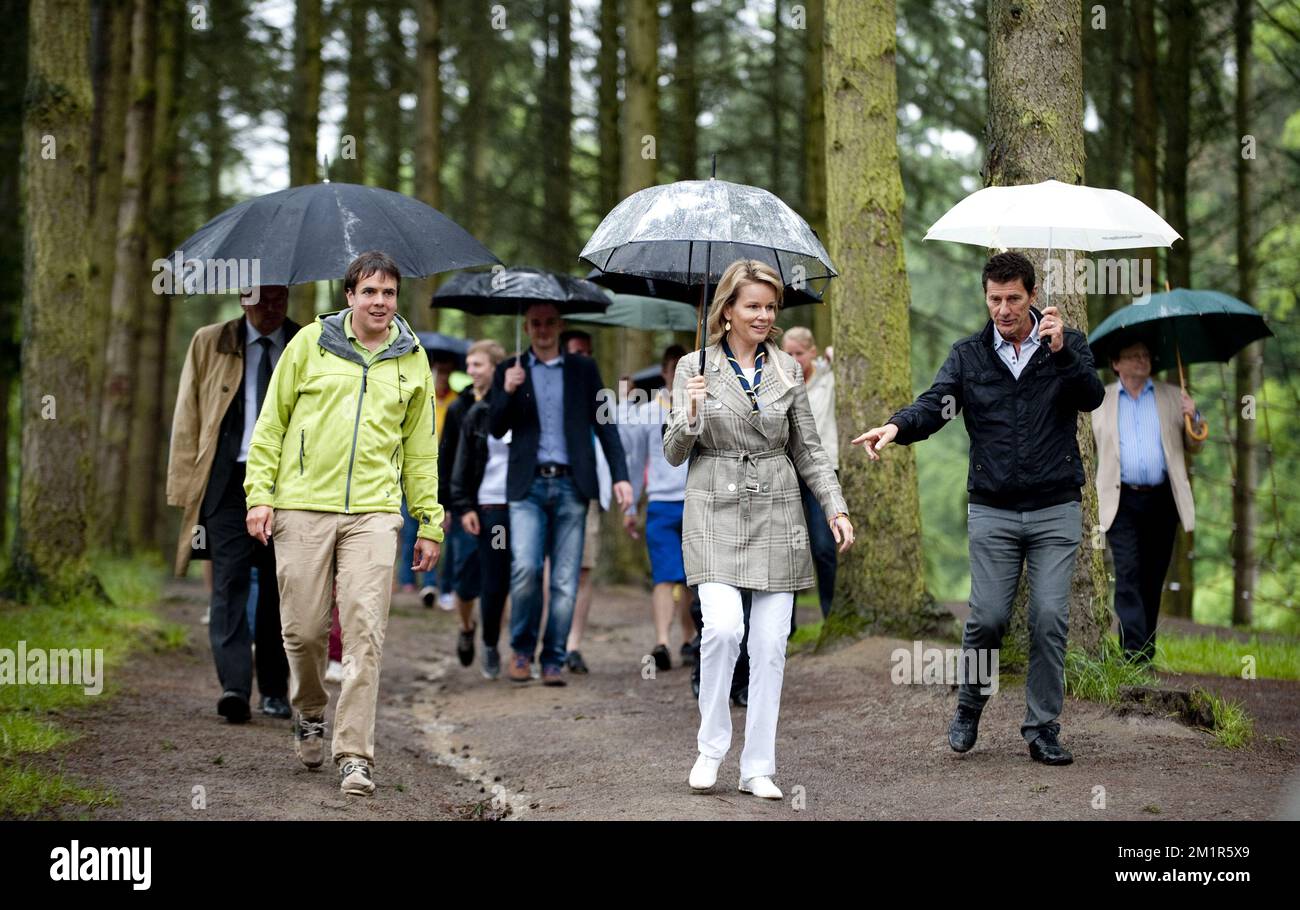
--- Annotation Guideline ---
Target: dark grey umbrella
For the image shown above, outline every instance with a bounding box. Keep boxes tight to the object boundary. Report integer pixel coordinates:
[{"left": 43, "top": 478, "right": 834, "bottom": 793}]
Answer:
[
  {"left": 432, "top": 266, "right": 610, "bottom": 360},
  {"left": 416, "top": 332, "right": 471, "bottom": 371},
  {"left": 166, "top": 182, "right": 500, "bottom": 291}
]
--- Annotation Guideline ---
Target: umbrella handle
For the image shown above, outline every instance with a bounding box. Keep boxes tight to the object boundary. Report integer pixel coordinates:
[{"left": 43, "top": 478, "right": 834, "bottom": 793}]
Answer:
[{"left": 1176, "top": 346, "right": 1209, "bottom": 441}]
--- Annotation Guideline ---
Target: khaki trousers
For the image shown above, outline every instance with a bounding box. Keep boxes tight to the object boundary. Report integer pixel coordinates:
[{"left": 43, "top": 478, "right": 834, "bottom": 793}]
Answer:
[{"left": 273, "top": 509, "right": 405, "bottom": 766}]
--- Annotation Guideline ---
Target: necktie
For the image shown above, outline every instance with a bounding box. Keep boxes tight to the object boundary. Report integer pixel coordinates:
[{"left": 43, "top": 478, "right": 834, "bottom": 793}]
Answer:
[{"left": 255, "top": 336, "right": 274, "bottom": 416}]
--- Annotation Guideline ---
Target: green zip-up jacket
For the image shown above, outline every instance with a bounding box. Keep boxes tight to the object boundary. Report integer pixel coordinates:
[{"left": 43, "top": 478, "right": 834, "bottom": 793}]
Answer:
[{"left": 243, "top": 309, "right": 445, "bottom": 542}]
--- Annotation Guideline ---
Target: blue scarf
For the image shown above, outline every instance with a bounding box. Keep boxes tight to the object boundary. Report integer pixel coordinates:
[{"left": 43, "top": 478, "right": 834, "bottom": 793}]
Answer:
[{"left": 721, "top": 336, "right": 764, "bottom": 411}]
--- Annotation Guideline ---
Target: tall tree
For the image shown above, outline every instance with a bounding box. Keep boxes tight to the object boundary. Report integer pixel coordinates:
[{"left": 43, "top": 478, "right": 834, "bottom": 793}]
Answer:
[
  {"left": 1231, "top": 0, "right": 1259, "bottom": 628},
  {"left": 0, "top": 0, "right": 27, "bottom": 548},
  {"left": 769, "top": 0, "right": 784, "bottom": 198},
  {"left": 800, "top": 0, "right": 831, "bottom": 350},
  {"left": 1131, "top": 0, "right": 1160, "bottom": 290},
  {"left": 96, "top": 0, "right": 157, "bottom": 543},
  {"left": 671, "top": 0, "right": 698, "bottom": 181},
  {"left": 1160, "top": 0, "right": 1197, "bottom": 618},
  {"left": 288, "top": 0, "right": 323, "bottom": 326},
  {"left": 377, "top": 0, "right": 407, "bottom": 192},
  {"left": 338, "top": 0, "right": 370, "bottom": 185},
  {"left": 622, "top": 0, "right": 659, "bottom": 374},
  {"left": 596, "top": 0, "right": 621, "bottom": 214},
  {"left": 540, "top": 0, "right": 574, "bottom": 271},
  {"left": 984, "top": 0, "right": 1109, "bottom": 655},
  {"left": 410, "top": 0, "right": 442, "bottom": 331},
  {"left": 13, "top": 0, "right": 97, "bottom": 592},
  {"left": 821, "top": 0, "right": 939, "bottom": 643},
  {"left": 127, "top": 0, "right": 184, "bottom": 552}
]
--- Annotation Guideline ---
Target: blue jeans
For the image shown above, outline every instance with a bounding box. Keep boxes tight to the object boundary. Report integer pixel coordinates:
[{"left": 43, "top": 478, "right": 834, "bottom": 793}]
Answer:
[
  {"left": 508, "top": 474, "right": 589, "bottom": 670},
  {"left": 397, "top": 500, "right": 421, "bottom": 587},
  {"left": 799, "top": 478, "right": 838, "bottom": 618}
]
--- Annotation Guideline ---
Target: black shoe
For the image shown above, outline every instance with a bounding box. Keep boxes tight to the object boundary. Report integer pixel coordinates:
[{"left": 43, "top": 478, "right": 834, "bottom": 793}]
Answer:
[
  {"left": 679, "top": 641, "right": 698, "bottom": 666},
  {"left": 259, "top": 695, "right": 291, "bottom": 719},
  {"left": 218, "top": 690, "right": 251, "bottom": 724},
  {"left": 456, "top": 625, "right": 476, "bottom": 667},
  {"left": 1028, "top": 730, "right": 1074, "bottom": 765},
  {"left": 731, "top": 687, "right": 748, "bottom": 708},
  {"left": 651, "top": 644, "right": 672, "bottom": 672},
  {"left": 565, "top": 650, "right": 589, "bottom": 674},
  {"left": 948, "top": 704, "right": 981, "bottom": 753}
]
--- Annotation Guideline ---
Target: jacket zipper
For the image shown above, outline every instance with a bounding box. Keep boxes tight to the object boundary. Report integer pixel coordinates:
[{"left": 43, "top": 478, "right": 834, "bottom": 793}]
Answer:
[
  {"left": 343, "top": 365, "right": 369, "bottom": 513},
  {"left": 299, "top": 429, "right": 305, "bottom": 475}
]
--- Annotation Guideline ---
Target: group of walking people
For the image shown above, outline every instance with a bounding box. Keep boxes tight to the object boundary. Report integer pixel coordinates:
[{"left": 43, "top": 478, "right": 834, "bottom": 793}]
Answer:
[{"left": 167, "top": 246, "right": 1202, "bottom": 801}]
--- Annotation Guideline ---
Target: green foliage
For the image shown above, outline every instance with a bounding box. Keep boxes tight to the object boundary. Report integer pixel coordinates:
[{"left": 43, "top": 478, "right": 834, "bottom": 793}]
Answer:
[
  {"left": 1190, "top": 687, "right": 1254, "bottom": 749},
  {"left": 1064, "top": 636, "right": 1159, "bottom": 703},
  {"left": 1155, "top": 631, "right": 1300, "bottom": 681}
]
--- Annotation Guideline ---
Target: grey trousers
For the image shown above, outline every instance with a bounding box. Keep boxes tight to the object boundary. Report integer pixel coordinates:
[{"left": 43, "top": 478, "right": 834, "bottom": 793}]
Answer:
[{"left": 960, "top": 500, "right": 1082, "bottom": 743}]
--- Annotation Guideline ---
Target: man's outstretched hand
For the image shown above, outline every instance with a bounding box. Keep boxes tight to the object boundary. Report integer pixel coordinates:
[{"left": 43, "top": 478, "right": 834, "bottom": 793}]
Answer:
[{"left": 852, "top": 423, "right": 899, "bottom": 461}]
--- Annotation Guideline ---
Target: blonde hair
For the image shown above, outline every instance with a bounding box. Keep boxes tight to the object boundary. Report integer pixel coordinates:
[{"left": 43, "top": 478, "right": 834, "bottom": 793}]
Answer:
[
  {"left": 468, "top": 339, "right": 506, "bottom": 366},
  {"left": 706, "top": 259, "right": 784, "bottom": 347},
  {"left": 783, "top": 326, "right": 815, "bottom": 349}
]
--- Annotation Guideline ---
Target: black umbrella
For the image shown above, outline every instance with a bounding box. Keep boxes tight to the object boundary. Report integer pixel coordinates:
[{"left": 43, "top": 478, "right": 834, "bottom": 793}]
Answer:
[
  {"left": 416, "top": 332, "right": 471, "bottom": 371},
  {"left": 166, "top": 182, "right": 500, "bottom": 291},
  {"left": 431, "top": 266, "right": 610, "bottom": 361}
]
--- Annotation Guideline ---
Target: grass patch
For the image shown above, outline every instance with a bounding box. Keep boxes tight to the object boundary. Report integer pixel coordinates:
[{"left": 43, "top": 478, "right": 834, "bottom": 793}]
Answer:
[
  {"left": 1190, "top": 688, "right": 1255, "bottom": 749},
  {"left": 1064, "top": 636, "right": 1159, "bottom": 703},
  {"left": 788, "top": 619, "right": 823, "bottom": 651},
  {"left": 0, "top": 555, "right": 180, "bottom": 818},
  {"left": 1155, "top": 631, "right": 1300, "bottom": 681}
]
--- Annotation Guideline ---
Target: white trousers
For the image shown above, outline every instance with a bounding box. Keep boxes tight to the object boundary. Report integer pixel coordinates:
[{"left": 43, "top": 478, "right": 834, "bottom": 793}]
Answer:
[{"left": 696, "top": 582, "right": 795, "bottom": 780}]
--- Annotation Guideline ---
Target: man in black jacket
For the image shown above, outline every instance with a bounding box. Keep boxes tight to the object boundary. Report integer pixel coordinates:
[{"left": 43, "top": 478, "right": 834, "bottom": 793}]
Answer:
[
  {"left": 490, "top": 303, "right": 632, "bottom": 685},
  {"left": 439, "top": 373, "right": 481, "bottom": 668},
  {"left": 854, "top": 252, "right": 1105, "bottom": 765}
]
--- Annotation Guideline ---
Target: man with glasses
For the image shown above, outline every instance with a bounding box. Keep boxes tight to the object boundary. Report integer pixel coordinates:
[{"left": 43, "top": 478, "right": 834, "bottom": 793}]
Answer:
[{"left": 1092, "top": 340, "right": 1204, "bottom": 662}]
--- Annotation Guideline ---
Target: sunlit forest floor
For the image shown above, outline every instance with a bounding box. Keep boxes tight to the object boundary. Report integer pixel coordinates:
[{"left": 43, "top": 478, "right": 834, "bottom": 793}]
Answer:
[{"left": 21, "top": 579, "right": 1299, "bottom": 820}]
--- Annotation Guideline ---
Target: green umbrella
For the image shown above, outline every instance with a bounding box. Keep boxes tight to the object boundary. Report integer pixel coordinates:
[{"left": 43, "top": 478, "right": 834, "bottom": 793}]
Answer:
[
  {"left": 567, "top": 294, "right": 701, "bottom": 332},
  {"left": 1089, "top": 288, "right": 1273, "bottom": 440}
]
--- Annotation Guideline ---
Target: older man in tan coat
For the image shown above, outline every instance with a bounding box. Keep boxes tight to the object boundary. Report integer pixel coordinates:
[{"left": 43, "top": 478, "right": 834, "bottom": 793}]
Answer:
[
  {"left": 166, "top": 286, "right": 299, "bottom": 722},
  {"left": 1092, "top": 340, "right": 1204, "bottom": 662}
]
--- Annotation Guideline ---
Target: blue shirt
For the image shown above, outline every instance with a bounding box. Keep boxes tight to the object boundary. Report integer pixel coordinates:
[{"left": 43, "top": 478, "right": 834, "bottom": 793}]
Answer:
[
  {"left": 238, "top": 319, "right": 286, "bottom": 463},
  {"left": 992, "top": 310, "right": 1041, "bottom": 380},
  {"left": 1117, "top": 378, "right": 1167, "bottom": 485},
  {"left": 529, "top": 349, "right": 568, "bottom": 465}
]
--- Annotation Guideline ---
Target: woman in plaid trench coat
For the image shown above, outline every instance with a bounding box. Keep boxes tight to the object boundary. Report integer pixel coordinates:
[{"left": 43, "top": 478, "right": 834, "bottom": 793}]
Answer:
[{"left": 664, "top": 260, "right": 854, "bottom": 799}]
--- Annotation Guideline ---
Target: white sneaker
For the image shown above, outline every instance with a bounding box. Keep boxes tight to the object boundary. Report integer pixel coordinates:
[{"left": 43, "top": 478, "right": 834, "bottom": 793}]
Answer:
[
  {"left": 324, "top": 660, "right": 345, "bottom": 684},
  {"left": 689, "top": 753, "right": 721, "bottom": 790},
  {"left": 438, "top": 592, "right": 455, "bottom": 611},
  {"left": 419, "top": 585, "right": 437, "bottom": 608},
  {"left": 200, "top": 607, "right": 210, "bottom": 625},
  {"left": 739, "top": 775, "right": 783, "bottom": 799}
]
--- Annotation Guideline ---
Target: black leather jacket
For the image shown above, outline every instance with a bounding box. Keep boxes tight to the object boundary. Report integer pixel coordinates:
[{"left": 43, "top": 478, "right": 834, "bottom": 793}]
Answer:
[{"left": 450, "top": 397, "right": 492, "bottom": 512}]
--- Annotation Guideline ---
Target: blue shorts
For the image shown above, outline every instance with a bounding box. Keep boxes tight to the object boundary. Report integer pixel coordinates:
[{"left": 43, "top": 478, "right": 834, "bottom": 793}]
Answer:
[{"left": 645, "top": 500, "right": 687, "bottom": 586}]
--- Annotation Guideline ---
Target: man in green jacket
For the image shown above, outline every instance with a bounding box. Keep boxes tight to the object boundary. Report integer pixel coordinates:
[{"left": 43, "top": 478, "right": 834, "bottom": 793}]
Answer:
[{"left": 244, "top": 250, "right": 443, "bottom": 797}]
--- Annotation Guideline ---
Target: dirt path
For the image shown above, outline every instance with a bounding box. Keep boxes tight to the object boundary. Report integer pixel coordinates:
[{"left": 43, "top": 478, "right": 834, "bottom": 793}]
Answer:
[{"left": 32, "top": 578, "right": 1300, "bottom": 820}]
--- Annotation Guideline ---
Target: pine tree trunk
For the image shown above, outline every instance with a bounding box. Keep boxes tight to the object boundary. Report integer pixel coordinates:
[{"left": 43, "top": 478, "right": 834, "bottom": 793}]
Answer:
[
  {"left": 411, "top": 0, "right": 442, "bottom": 332},
  {"left": 801, "top": 0, "right": 832, "bottom": 351},
  {"left": 338, "top": 0, "right": 369, "bottom": 185},
  {"left": 985, "top": 0, "right": 1108, "bottom": 657},
  {"left": 378, "top": 0, "right": 406, "bottom": 192},
  {"left": 622, "top": 0, "right": 659, "bottom": 372},
  {"left": 769, "top": 0, "right": 783, "bottom": 199},
  {"left": 1231, "top": 0, "right": 1258, "bottom": 628},
  {"left": 820, "top": 0, "right": 940, "bottom": 645},
  {"left": 671, "top": 0, "right": 697, "bottom": 180},
  {"left": 87, "top": 0, "right": 130, "bottom": 456},
  {"left": 96, "top": 0, "right": 156, "bottom": 546},
  {"left": 1131, "top": 0, "right": 1160, "bottom": 290},
  {"left": 12, "top": 0, "right": 98, "bottom": 593},
  {"left": 540, "top": 0, "right": 573, "bottom": 272},
  {"left": 459, "top": 15, "right": 492, "bottom": 341},
  {"left": 597, "top": 0, "right": 620, "bottom": 215},
  {"left": 289, "top": 0, "right": 323, "bottom": 326},
  {"left": 0, "top": 1, "right": 26, "bottom": 550},
  {"left": 1159, "top": 0, "right": 1196, "bottom": 618}
]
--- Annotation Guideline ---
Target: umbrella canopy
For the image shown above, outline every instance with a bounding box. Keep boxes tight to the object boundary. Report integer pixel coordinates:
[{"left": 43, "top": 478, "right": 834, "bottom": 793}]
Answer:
[
  {"left": 431, "top": 267, "right": 610, "bottom": 317},
  {"left": 416, "top": 331, "right": 471, "bottom": 371},
  {"left": 568, "top": 294, "right": 700, "bottom": 332},
  {"left": 579, "top": 178, "right": 837, "bottom": 297},
  {"left": 1088, "top": 289, "right": 1273, "bottom": 373},
  {"left": 629, "top": 362, "right": 667, "bottom": 392},
  {"left": 923, "top": 179, "right": 1181, "bottom": 252},
  {"left": 167, "top": 182, "right": 500, "bottom": 290},
  {"left": 584, "top": 269, "right": 825, "bottom": 309}
]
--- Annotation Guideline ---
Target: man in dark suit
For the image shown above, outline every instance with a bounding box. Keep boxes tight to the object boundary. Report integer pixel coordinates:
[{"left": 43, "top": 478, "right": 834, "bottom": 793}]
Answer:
[
  {"left": 489, "top": 302, "right": 632, "bottom": 685},
  {"left": 167, "top": 285, "right": 298, "bottom": 722}
]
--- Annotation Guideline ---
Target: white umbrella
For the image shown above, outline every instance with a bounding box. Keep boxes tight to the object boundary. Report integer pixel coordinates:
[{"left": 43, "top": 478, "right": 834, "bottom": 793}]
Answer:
[{"left": 923, "top": 179, "right": 1181, "bottom": 252}]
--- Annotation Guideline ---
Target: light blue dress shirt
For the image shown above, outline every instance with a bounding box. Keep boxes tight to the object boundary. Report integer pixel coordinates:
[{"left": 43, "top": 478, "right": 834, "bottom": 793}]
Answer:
[
  {"left": 1117, "top": 378, "right": 1167, "bottom": 485},
  {"left": 238, "top": 319, "right": 285, "bottom": 462},
  {"left": 529, "top": 349, "right": 568, "bottom": 466}
]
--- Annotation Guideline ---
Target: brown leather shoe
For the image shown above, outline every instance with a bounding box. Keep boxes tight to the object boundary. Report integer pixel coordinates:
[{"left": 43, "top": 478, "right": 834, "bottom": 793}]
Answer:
[{"left": 508, "top": 653, "right": 532, "bottom": 683}]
